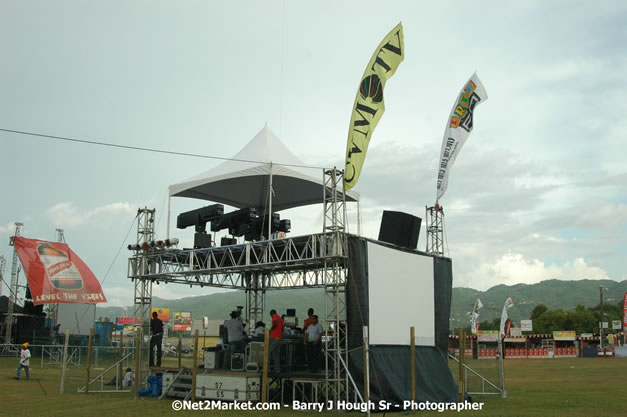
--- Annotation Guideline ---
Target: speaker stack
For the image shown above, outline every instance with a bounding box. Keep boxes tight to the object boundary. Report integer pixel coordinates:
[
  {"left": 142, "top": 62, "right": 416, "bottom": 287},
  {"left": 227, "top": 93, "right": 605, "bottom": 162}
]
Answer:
[{"left": 378, "top": 210, "right": 422, "bottom": 250}]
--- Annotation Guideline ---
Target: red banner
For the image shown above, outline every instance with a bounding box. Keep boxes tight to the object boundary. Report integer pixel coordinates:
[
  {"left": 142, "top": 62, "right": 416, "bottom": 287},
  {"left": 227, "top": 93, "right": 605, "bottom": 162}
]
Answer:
[
  {"left": 623, "top": 292, "right": 627, "bottom": 328},
  {"left": 117, "top": 317, "right": 141, "bottom": 326},
  {"left": 13, "top": 237, "right": 107, "bottom": 305}
]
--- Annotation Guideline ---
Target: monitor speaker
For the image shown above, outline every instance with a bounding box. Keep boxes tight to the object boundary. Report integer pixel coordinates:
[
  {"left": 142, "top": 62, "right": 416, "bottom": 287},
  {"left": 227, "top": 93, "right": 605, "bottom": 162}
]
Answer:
[{"left": 378, "top": 210, "right": 421, "bottom": 250}]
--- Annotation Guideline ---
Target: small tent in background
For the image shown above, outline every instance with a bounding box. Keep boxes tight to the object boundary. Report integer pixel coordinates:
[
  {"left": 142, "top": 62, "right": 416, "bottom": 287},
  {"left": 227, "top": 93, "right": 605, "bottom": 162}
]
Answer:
[{"left": 169, "top": 125, "right": 359, "bottom": 214}]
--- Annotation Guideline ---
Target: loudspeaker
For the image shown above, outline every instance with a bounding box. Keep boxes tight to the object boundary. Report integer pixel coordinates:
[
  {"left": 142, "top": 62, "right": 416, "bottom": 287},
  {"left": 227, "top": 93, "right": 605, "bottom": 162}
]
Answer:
[
  {"left": 221, "top": 237, "right": 237, "bottom": 246},
  {"left": 378, "top": 211, "right": 421, "bottom": 250},
  {"left": 194, "top": 232, "right": 212, "bottom": 249}
]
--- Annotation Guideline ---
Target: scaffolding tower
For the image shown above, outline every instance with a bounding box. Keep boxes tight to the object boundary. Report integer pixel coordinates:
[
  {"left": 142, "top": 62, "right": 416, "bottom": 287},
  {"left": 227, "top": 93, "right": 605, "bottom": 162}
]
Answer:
[
  {"left": 0, "top": 255, "right": 6, "bottom": 298},
  {"left": 4, "top": 222, "right": 23, "bottom": 344},
  {"left": 425, "top": 205, "right": 445, "bottom": 256},
  {"left": 46, "top": 228, "right": 66, "bottom": 326},
  {"left": 322, "top": 168, "right": 349, "bottom": 403},
  {"left": 131, "top": 208, "right": 156, "bottom": 334},
  {"left": 126, "top": 169, "right": 353, "bottom": 401}
]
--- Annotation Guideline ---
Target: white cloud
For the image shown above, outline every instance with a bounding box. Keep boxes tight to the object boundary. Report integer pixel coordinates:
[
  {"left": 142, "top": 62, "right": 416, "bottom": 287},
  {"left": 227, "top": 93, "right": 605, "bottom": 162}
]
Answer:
[
  {"left": 46, "top": 201, "right": 135, "bottom": 229},
  {"left": 464, "top": 253, "right": 609, "bottom": 290},
  {"left": 0, "top": 222, "right": 17, "bottom": 234}
]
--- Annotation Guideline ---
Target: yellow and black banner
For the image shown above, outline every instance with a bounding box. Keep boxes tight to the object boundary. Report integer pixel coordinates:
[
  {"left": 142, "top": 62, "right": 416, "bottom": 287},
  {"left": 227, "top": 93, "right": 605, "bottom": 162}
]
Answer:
[{"left": 344, "top": 23, "right": 404, "bottom": 191}]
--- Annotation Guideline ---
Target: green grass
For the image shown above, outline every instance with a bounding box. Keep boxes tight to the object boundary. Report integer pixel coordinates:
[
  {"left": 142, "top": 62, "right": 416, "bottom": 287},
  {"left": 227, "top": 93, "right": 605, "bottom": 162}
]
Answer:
[{"left": 1, "top": 357, "right": 625, "bottom": 417}]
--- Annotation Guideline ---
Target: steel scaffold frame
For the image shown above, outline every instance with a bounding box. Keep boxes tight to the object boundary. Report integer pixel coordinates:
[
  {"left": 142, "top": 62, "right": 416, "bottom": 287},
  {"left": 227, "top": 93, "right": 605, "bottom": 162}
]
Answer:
[
  {"left": 3, "top": 222, "right": 23, "bottom": 344},
  {"left": 127, "top": 232, "right": 345, "bottom": 288},
  {"left": 130, "top": 208, "right": 155, "bottom": 384},
  {"left": 425, "top": 205, "right": 445, "bottom": 256},
  {"left": 0, "top": 256, "right": 5, "bottom": 298},
  {"left": 46, "top": 228, "right": 66, "bottom": 327},
  {"left": 245, "top": 272, "right": 265, "bottom": 333},
  {"left": 322, "top": 168, "right": 349, "bottom": 404},
  {"left": 126, "top": 169, "right": 353, "bottom": 403}
]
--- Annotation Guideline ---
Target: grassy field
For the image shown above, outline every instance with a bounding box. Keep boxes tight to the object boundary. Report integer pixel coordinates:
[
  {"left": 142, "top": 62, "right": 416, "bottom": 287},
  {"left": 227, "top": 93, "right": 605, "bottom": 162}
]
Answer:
[{"left": 1, "top": 357, "right": 625, "bottom": 417}]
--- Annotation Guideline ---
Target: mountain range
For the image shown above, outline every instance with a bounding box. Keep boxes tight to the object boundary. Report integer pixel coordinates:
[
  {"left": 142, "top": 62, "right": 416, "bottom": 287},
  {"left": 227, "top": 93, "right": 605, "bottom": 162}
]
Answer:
[{"left": 97, "top": 279, "right": 627, "bottom": 329}]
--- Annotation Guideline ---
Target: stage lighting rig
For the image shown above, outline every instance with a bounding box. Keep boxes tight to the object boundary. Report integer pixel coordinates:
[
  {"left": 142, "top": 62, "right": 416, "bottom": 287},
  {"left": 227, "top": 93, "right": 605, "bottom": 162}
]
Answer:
[
  {"left": 177, "top": 204, "right": 224, "bottom": 249},
  {"left": 210, "top": 207, "right": 258, "bottom": 233},
  {"left": 176, "top": 204, "right": 224, "bottom": 232},
  {"left": 127, "top": 237, "right": 179, "bottom": 251},
  {"left": 238, "top": 213, "right": 291, "bottom": 241}
]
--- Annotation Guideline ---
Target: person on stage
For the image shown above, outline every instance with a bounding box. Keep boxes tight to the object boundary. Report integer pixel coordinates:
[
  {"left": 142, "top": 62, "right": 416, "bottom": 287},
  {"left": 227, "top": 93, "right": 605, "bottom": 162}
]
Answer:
[
  {"left": 269, "top": 309, "right": 284, "bottom": 373},
  {"left": 224, "top": 311, "right": 248, "bottom": 352},
  {"left": 149, "top": 311, "right": 164, "bottom": 367},
  {"left": 304, "top": 315, "right": 323, "bottom": 372},
  {"left": 303, "top": 308, "right": 315, "bottom": 330}
]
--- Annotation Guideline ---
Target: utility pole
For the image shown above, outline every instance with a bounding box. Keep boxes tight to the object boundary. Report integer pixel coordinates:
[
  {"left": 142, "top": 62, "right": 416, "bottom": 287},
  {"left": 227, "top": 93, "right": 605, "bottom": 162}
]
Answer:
[{"left": 599, "top": 286, "right": 607, "bottom": 351}]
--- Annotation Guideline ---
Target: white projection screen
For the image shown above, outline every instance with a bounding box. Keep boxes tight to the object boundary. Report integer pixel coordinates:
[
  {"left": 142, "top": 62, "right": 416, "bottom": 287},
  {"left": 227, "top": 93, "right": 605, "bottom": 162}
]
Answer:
[{"left": 367, "top": 241, "right": 435, "bottom": 346}]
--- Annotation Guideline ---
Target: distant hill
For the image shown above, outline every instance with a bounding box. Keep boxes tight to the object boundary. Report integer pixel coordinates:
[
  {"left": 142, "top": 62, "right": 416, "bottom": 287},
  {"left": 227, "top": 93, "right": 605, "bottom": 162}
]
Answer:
[
  {"left": 97, "top": 288, "right": 325, "bottom": 325},
  {"left": 98, "top": 279, "right": 627, "bottom": 329},
  {"left": 449, "top": 279, "right": 627, "bottom": 328}
]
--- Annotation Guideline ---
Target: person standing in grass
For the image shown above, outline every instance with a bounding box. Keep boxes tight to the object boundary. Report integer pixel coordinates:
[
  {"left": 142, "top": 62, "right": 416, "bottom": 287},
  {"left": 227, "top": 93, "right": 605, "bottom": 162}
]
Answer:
[{"left": 16, "top": 342, "right": 31, "bottom": 380}]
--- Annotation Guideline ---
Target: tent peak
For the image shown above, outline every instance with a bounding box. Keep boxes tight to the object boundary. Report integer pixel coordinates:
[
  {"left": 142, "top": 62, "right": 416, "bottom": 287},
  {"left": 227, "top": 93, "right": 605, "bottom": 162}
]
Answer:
[{"left": 231, "top": 125, "right": 305, "bottom": 166}]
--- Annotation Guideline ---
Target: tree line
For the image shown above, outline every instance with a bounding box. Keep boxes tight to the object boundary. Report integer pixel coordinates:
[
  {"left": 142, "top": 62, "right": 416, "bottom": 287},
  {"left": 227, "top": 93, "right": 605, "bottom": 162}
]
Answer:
[{"left": 478, "top": 302, "right": 624, "bottom": 334}]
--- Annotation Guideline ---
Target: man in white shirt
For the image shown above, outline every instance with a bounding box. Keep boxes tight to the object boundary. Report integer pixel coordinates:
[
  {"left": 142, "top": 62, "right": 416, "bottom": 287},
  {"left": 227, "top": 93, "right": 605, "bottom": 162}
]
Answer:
[
  {"left": 16, "top": 342, "right": 31, "bottom": 380},
  {"left": 304, "top": 315, "right": 323, "bottom": 372},
  {"left": 224, "top": 311, "right": 248, "bottom": 353},
  {"left": 122, "top": 367, "right": 135, "bottom": 387}
]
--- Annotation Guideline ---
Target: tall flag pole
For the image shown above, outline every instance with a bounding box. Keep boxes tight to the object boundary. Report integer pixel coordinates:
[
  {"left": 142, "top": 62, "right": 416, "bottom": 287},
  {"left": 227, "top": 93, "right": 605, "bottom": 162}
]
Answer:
[
  {"left": 436, "top": 73, "right": 488, "bottom": 203},
  {"left": 344, "top": 23, "right": 404, "bottom": 191},
  {"left": 499, "top": 297, "right": 515, "bottom": 338},
  {"left": 471, "top": 298, "right": 483, "bottom": 335}
]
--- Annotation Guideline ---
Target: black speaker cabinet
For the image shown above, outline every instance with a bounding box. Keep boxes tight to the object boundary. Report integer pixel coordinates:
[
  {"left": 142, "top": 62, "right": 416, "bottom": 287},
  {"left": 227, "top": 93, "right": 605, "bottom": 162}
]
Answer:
[{"left": 378, "top": 210, "right": 421, "bottom": 250}]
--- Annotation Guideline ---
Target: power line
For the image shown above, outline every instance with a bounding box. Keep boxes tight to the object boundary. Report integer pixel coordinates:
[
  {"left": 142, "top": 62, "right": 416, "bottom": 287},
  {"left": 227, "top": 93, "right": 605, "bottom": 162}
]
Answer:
[{"left": 0, "top": 127, "right": 327, "bottom": 170}]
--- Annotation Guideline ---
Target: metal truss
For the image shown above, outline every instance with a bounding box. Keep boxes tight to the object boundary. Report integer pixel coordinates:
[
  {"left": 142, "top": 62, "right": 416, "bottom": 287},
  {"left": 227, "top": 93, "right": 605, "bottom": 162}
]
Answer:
[
  {"left": 126, "top": 169, "right": 354, "bottom": 404},
  {"left": 322, "top": 168, "right": 350, "bottom": 403},
  {"left": 425, "top": 205, "right": 445, "bottom": 256},
  {"left": 47, "top": 228, "right": 66, "bottom": 327},
  {"left": 127, "top": 232, "right": 348, "bottom": 289},
  {"left": 245, "top": 273, "right": 265, "bottom": 333},
  {"left": 0, "top": 256, "right": 5, "bottom": 298},
  {"left": 131, "top": 208, "right": 155, "bottom": 383},
  {"left": 4, "top": 222, "right": 23, "bottom": 344}
]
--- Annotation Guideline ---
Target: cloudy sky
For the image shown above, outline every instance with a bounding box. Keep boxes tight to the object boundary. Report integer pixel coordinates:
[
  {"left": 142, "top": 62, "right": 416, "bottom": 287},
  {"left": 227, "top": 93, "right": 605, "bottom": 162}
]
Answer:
[{"left": 1, "top": 1, "right": 625, "bottom": 307}]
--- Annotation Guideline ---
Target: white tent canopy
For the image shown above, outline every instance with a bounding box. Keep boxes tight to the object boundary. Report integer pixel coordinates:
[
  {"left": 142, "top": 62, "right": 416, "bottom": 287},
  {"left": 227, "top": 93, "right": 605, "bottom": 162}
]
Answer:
[{"left": 168, "top": 126, "right": 359, "bottom": 214}]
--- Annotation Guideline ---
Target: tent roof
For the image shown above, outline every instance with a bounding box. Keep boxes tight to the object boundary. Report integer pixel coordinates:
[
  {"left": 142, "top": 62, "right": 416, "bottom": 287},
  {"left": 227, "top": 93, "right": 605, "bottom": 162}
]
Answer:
[{"left": 169, "top": 126, "right": 359, "bottom": 212}]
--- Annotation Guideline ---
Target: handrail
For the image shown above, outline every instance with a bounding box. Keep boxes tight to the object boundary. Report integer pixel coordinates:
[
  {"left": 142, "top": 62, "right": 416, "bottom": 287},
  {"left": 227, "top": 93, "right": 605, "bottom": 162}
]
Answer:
[
  {"left": 159, "top": 368, "right": 185, "bottom": 400},
  {"left": 77, "top": 351, "right": 134, "bottom": 393},
  {"left": 448, "top": 353, "right": 503, "bottom": 394}
]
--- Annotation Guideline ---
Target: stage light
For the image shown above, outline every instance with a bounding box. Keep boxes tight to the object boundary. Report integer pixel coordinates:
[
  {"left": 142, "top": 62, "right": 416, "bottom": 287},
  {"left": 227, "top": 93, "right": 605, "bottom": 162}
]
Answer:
[
  {"left": 210, "top": 207, "right": 257, "bottom": 233},
  {"left": 164, "top": 238, "right": 179, "bottom": 247},
  {"left": 177, "top": 204, "right": 224, "bottom": 231}
]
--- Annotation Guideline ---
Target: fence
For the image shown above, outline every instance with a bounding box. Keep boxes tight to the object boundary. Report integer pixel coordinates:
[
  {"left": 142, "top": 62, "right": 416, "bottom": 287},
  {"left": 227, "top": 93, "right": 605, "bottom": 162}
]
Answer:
[
  {"left": 446, "top": 329, "right": 505, "bottom": 398},
  {"left": 3, "top": 326, "right": 502, "bottom": 405}
]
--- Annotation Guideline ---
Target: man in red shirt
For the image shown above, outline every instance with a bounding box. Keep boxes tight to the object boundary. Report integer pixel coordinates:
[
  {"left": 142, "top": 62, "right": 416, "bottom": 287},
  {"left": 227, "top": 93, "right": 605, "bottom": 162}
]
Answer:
[
  {"left": 269, "top": 309, "right": 283, "bottom": 373},
  {"left": 303, "top": 308, "right": 314, "bottom": 330}
]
